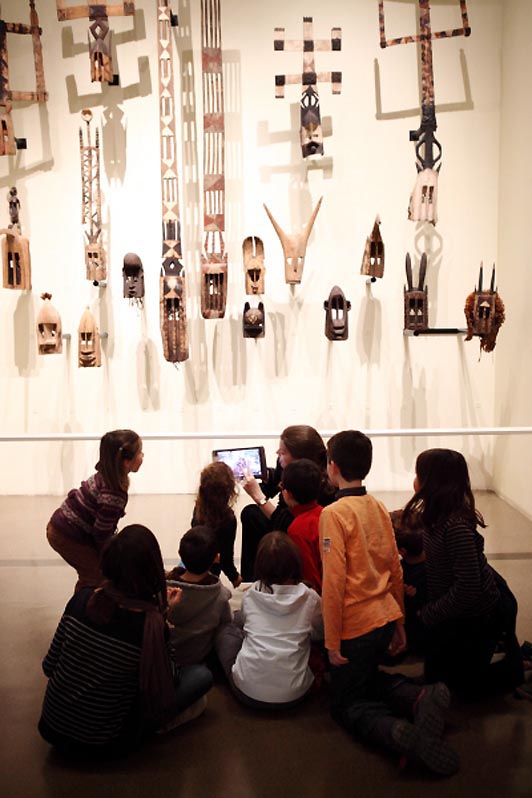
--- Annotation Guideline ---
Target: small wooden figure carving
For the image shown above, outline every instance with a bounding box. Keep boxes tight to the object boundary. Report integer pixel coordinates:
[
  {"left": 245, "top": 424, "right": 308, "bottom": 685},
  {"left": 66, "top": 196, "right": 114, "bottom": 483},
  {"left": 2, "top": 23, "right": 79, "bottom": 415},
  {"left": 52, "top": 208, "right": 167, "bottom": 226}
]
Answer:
[
  {"left": 464, "top": 264, "right": 505, "bottom": 353},
  {"left": 243, "top": 302, "right": 265, "bottom": 339},
  {"left": 264, "top": 197, "right": 322, "bottom": 285},
  {"left": 160, "top": 265, "right": 188, "bottom": 363},
  {"left": 243, "top": 236, "right": 266, "bottom": 295},
  {"left": 123, "top": 252, "right": 144, "bottom": 304},
  {"left": 1, "top": 188, "right": 31, "bottom": 290},
  {"left": 360, "top": 215, "right": 384, "bottom": 279},
  {"left": 80, "top": 110, "right": 106, "bottom": 283},
  {"left": 324, "top": 285, "right": 351, "bottom": 341},
  {"left": 0, "top": 1, "right": 48, "bottom": 155},
  {"left": 200, "top": 0, "right": 227, "bottom": 319},
  {"left": 274, "top": 17, "right": 341, "bottom": 158},
  {"left": 36, "top": 293, "right": 62, "bottom": 355},
  {"left": 157, "top": 1, "right": 188, "bottom": 362},
  {"left": 78, "top": 306, "right": 101, "bottom": 367},
  {"left": 56, "top": 2, "right": 135, "bottom": 84},
  {"left": 379, "top": 1, "right": 471, "bottom": 224},
  {"left": 404, "top": 252, "right": 428, "bottom": 331}
]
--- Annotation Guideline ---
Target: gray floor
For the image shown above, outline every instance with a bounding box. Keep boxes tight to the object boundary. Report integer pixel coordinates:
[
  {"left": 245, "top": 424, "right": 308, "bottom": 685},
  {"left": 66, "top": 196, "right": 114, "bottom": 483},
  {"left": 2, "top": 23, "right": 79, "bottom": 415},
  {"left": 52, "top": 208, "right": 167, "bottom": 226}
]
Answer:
[{"left": 1, "top": 491, "right": 532, "bottom": 797}]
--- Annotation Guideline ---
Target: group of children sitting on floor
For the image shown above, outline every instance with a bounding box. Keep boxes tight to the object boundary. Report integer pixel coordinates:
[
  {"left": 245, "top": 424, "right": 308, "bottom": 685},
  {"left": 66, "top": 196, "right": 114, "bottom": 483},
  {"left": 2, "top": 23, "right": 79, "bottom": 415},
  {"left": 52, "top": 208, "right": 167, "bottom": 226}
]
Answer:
[{"left": 39, "top": 428, "right": 526, "bottom": 778}]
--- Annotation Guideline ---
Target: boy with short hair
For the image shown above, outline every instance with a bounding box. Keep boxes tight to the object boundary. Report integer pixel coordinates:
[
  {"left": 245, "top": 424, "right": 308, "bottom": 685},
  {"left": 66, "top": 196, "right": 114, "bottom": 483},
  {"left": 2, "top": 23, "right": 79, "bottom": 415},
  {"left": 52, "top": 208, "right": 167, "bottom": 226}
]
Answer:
[
  {"left": 319, "top": 431, "right": 459, "bottom": 776},
  {"left": 389, "top": 509, "right": 427, "bottom": 655},
  {"left": 166, "top": 526, "right": 232, "bottom": 666},
  {"left": 282, "top": 458, "right": 323, "bottom": 594}
]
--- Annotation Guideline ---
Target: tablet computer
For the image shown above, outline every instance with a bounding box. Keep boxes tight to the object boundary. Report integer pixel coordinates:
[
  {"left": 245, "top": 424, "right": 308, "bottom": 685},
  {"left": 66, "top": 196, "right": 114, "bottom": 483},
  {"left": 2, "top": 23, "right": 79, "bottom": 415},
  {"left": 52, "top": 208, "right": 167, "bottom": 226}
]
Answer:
[{"left": 212, "top": 446, "right": 267, "bottom": 481}]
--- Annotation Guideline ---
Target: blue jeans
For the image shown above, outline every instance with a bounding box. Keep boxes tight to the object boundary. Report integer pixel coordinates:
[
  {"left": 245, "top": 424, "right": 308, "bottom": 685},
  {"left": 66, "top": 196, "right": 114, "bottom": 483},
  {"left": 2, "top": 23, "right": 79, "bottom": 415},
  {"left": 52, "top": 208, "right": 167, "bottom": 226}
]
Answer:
[
  {"left": 172, "top": 663, "right": 213, "bottom": 713},
  {"left": 329, "top": 622, "right": 421, "bottom": 750}
]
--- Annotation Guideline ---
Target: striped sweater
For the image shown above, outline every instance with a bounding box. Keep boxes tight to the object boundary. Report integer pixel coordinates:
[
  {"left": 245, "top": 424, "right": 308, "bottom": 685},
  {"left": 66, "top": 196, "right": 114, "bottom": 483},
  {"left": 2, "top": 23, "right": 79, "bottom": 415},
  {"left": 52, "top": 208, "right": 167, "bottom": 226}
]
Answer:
[
  {"left": 50, "top": 472, "right": 127, "bottom": 545},
  {"left": 421, "top": 514, "right": 500, "bottom": 628},
  {"left": 39, "top": 588, "right": 145, "bottom": 749}
]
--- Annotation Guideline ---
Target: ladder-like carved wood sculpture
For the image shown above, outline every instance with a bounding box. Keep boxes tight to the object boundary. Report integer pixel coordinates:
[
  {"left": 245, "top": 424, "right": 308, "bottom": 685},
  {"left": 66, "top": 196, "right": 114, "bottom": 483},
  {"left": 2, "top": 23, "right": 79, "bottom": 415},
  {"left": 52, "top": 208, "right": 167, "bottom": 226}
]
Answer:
[
  {"left": 56, "top": 1, "right": 135, "bottom": 84},
  {"left": 1, "top": 188, "right": 31, "bottom": 290},
  {"left": 379, "top": 0, "right": 471, "bottom": 224},
  {"left": 0, "top": 1, "right": 47, "bottom": 155},
  {"left": 200, "top": 0, "right": 227, "bottom": 319},
  {"left": 157, "top": 1, "right": 188, "bottom": 363},
  {"left": 264, "top": 197, "right": 322, "bottom": 285},
  {"left": 274, "top": 16, "right": 341, "bottom": 158},
  {"left": 79, "top": 109, "right": 106, "bottom": 283}
]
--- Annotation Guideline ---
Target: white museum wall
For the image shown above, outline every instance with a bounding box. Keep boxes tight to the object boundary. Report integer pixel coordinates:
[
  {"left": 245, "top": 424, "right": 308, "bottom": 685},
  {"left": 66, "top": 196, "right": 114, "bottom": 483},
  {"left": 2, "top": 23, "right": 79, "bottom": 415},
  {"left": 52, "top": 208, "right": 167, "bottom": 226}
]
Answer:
[
  {"left": 493, "top": 0, "right": 532, "bottom": 520},
  {"left": 0, "top": 0, "right": 505, "bottom": 495}
]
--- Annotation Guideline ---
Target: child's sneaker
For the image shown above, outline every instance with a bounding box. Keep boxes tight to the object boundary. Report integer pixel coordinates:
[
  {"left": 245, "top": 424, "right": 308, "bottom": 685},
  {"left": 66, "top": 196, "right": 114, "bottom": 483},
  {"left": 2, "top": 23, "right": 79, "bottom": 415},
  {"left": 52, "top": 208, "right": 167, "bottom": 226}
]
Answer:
[
  {"left": 391, "top": 718, "right": 460, "bottom": 777},
  {"left": 413, "top": 681, "right": 450, "bottom": 738}
]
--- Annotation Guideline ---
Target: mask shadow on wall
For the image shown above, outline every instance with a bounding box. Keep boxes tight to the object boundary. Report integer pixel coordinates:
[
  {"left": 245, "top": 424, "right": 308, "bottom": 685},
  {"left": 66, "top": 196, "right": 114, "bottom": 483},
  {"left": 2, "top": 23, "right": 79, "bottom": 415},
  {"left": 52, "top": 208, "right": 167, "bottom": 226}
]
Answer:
[
  {"left": 184, "top": 316, "right": 209, "bottom": 405},
  {"left": 14, "top": 291, "right": 37, "bottom": 376},
  {"left": 258, "top": 103, "right": 333, "bottom": 183},
  {"left": 136, "top": 337, "right": 160, "bottom": 411},
  {"left": 267, "top": 311, "right": 287, "bottom": 379},
  {"left": 400, "top": 337, "right": 428, "bottom": 470},
  {"left": 0, "top": 102, "right": 54, "bottom": 193},
  {"left": 414, "top": 223, "right": 443, "bottom": 317},
  {"left": 357, "top": 281, "right": 382, "bottom": 365},
  {"left": 374, "top": 49, "right": 473, "bottom": 122},
  {"left": 212, "top": 317, "right": 246, "bottom": 400}
]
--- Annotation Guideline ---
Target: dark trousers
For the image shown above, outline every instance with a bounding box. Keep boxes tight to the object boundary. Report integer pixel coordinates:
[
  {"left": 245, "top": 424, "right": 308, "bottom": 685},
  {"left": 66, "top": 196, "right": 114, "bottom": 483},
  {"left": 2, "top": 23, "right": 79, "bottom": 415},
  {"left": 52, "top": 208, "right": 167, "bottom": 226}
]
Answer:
[
  {"left": 329, "top": 622, "right": 421, "bottom": 750},
  {"left": 240, "top": 504, "right": 273, "bottom": 581},
  {"left": 424, "top": 576, "right": 523, "bottom": 697}
]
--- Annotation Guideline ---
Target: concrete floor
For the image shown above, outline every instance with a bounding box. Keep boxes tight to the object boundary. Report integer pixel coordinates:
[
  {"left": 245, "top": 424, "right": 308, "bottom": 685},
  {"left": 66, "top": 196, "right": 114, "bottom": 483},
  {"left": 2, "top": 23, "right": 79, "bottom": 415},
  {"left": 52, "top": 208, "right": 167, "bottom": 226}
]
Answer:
[{"left": 1, "top": 491, "right": 532, "bottom": 797}]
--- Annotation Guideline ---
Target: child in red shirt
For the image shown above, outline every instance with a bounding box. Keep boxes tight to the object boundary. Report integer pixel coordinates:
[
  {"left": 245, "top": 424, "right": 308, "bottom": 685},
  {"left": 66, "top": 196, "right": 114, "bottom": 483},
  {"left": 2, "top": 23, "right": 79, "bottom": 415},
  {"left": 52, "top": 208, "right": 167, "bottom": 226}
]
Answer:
[{"left": 282, "top": 459, "right": 323, "bottom": 594}]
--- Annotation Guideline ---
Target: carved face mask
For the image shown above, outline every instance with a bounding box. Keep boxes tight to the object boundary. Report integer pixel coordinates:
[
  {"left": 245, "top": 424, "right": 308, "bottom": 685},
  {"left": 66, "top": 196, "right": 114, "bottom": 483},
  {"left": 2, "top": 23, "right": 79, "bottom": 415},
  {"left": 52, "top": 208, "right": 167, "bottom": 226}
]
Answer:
[
  {"left": 404, "top": 253, "right": 428, "bottom": 331},
  {"left": 36, "top": 293, "right": 62, "bottom": 354},
  {"left": 464, "top": 265, "right": 505, "bottom": 352},
  {"left": 324, "top": 285, "right": 351, "bottom": 340},
  {"left": 160, "top": 268, "right": 189, "bottom": 362},
  {"left": 243, "top": 301, "right": 265, "bottom": 338},
  {"left": 300, "top": 87, "right": 324, "bottom": 158},
  {"left": 123, "top": 252, "right": 145, "bottom": 300},
  {"left": 78, "top": 307, "right": 101, "bottom": 367},
  {"left": 242, "top": 236, "right": 266, "bottom": 295},
  {"left": 360, "top": 216, "right": 384, "bottom": 279}
]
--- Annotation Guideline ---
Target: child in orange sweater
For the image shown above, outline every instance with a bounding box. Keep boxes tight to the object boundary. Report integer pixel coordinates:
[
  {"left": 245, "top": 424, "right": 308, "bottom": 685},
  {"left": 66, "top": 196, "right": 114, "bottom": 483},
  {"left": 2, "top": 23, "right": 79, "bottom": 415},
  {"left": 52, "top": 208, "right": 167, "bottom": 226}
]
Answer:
[{"left": 319, "top": 431, "right": 458, "bottom": 777}]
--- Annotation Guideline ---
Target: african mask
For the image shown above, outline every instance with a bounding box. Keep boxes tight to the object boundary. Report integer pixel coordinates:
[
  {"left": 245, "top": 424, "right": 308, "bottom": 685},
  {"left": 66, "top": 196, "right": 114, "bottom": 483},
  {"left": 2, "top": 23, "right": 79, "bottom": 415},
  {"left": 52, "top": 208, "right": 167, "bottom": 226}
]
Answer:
[
  {"left": 464, "top": 264, "right": 505, "bottom": 353},
  {"left": 201, "top": 255, "right": 228, "bottom": 320},
  {"left": 36, "top": 293, "right": 62, "bottom": 355},
  {"left": 78, "top": 306, "right": 101, "bottom": 367},
  {"left": 264, "top": 197, "right": 322, "bottom": 285},
  {"left": 160, "top": 264, "right": 189, "bottom": 363},
  {"left": 1, "top": 186, "right": 31, "bottom": 290},
  {"left": 243, "top": 236, "right": 266, "bottom": 295},
  {"left": 243, "top": 302, "right": 265, "bottom": 339},
  {"left": 404, "top": 253, "right": 428, "bottom": 331},
  {"left": 408, "top": 168, "right": 438, "bottom": 225},
  {"left": 360, "top": 216, "right": 384, "bottom": 279},
  {"left": 123, "top": 252, "right": 144, "bottom": 302},
  {"left": 324, "top": 285, "right": 351, "bottom": 340},
  {"left": 300, "top": 87, "right": 323, "bottom": 158}
]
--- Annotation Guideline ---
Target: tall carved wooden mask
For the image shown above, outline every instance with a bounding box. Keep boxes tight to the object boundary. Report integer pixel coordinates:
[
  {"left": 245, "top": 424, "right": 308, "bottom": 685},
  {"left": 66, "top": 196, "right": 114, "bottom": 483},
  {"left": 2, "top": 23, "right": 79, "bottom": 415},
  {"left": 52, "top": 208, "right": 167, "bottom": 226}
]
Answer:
[
  {"left": 361, "top": 216, "right": 384, "bottom": 279},
  {"left": 78, "top": 306, "right": 101, "bottom": 367},
  {"left": 160, "top": 264, "right": 188, "bottom": 363},
  {"left": 404, "top": 253, "right": 428, "bottom": 331},
  {"left": 243, "top": 236, "right": 266, "bottom": 295},
  {"left": 36, "top": 293, "right": 62, "bottom": 354}
]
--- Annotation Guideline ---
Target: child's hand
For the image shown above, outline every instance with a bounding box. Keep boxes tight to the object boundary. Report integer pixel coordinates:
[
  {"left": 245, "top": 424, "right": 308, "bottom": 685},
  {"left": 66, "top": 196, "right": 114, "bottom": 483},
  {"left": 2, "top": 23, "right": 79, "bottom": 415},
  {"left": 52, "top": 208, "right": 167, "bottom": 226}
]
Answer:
[
  {"left": 167, "top": 586, "right": 182, "bottom": 609},
  {"left": 389, "top": 624, "right": 407, "bottom": 656},
  {"left": 404, "top": 583, "right": 417, "bottom": 597},
  {"left": 241, "top": 468, "right": 263, "bottom": 502},
  {"left": 328, "top": 649, "right": 349, "bottom": 667},
  {"left": 232, "top": 574, "right": 243, "bottom": 588}
]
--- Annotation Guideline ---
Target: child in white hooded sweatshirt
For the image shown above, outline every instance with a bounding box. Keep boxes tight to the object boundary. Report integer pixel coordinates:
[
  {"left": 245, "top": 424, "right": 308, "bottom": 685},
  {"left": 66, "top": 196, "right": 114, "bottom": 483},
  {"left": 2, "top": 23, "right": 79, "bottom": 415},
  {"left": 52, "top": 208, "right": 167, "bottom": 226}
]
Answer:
[{"left": 215, "top": 531, "right": 323, "bottom": 708}]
